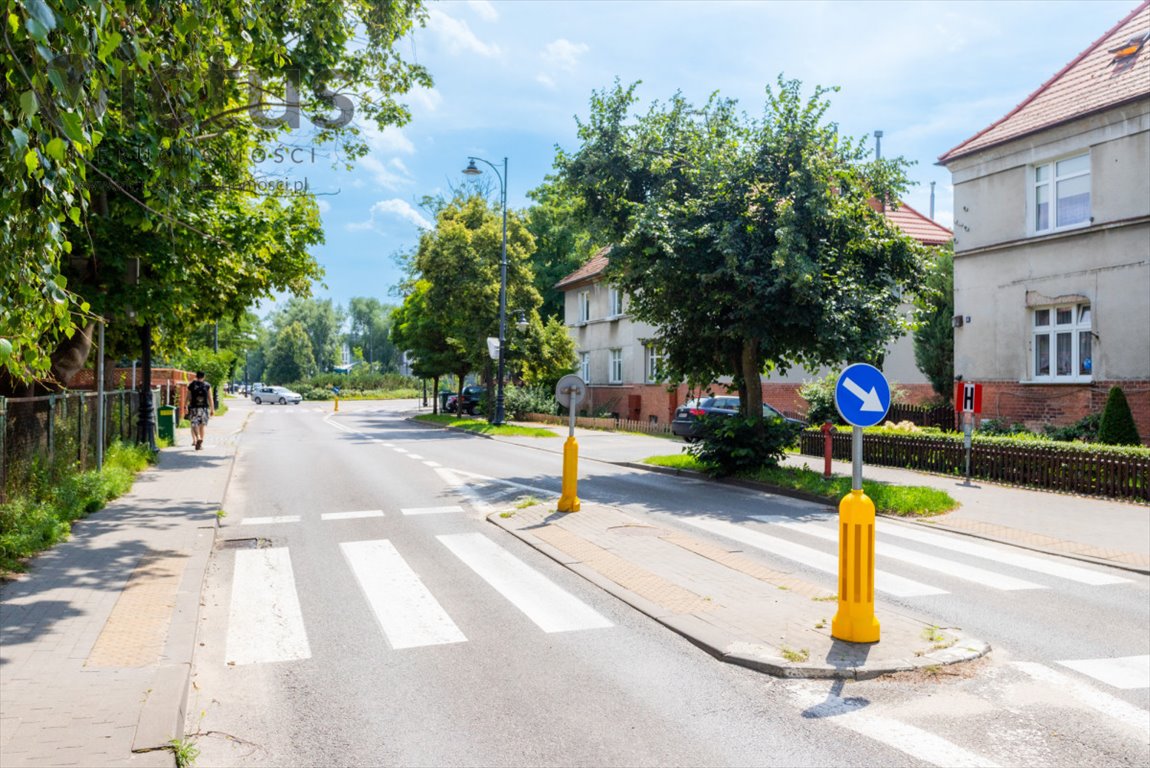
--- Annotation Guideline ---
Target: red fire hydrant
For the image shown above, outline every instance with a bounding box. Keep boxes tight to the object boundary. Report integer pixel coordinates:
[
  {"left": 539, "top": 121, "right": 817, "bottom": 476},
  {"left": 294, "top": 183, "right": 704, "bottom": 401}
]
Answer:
[{"left": 821, "top": 421, "right": 834, "bottom": 479}]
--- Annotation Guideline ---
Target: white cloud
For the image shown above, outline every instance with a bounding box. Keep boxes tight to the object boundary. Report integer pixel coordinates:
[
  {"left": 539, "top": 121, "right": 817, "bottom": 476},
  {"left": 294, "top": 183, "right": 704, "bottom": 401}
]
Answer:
[
  {"left": 348, "top": 199, "right": 432, "bottom": 232},
  {"left": 359, "top": 122, "right": 415, "bottom": 155},
  {"left": 466, "top": 0, "right": 498, "bottom": 22},
  {"left": 541, "top": 38, "right": 589, "bottom": 72},
  {"left": 536, "top": 73, "right": 556, "bottom": 90},
  {"left": 408, "top": 86, "right": 443, "bottom": 113},
  {"left": 359, "top": 155, "right": 414, "bottom": 190},
  {"left": 316, "top": 199, "right": 332, "bottom": 214},
  {"left": 427, "top": 8, "right": 501, "bottom": 57}
]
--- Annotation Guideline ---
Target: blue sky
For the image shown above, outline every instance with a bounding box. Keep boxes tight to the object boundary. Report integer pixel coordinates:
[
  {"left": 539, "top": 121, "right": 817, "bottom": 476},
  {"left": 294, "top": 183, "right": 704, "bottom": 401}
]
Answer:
[{"left": 263, "top": 0, "right": 1139, "bottom": 316}]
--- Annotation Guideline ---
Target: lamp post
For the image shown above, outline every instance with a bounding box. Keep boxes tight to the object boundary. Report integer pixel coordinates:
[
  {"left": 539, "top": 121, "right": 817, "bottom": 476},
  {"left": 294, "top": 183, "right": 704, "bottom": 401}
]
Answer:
[{"left": 462, "top": 155, "right": 509, "bottom": 426}]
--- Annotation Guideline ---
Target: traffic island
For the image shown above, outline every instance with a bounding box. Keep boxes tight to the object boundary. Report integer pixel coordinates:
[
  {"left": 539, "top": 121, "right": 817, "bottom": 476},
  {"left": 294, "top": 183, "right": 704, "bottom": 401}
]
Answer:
[{"left": 488, "top": 501, "right": 990, "bottom": 680}]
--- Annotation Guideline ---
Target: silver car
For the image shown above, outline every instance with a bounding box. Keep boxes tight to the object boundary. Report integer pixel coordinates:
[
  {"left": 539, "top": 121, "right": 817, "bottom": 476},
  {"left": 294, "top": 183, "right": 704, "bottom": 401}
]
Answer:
[{"left": 252, "top": 385, "right": 303, "bottom": 405}]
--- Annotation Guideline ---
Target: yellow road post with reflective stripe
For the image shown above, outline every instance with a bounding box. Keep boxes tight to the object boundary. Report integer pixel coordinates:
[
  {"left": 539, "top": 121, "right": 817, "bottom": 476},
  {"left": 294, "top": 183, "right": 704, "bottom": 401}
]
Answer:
[{"left": 831, "top": 488, "right": 880, "bottom": 643}]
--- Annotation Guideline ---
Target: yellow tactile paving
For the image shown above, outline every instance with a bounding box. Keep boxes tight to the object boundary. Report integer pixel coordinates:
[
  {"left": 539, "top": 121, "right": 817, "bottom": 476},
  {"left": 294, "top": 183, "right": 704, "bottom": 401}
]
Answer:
[
  {"left": 532, "top": 525, "right": 714, "bottom": 615},
  {"left": 85, "top": 553, "right": 188, "bottom": 668},
  {"left": 659, "top": 532, "right": 836, "bottom": 600}
]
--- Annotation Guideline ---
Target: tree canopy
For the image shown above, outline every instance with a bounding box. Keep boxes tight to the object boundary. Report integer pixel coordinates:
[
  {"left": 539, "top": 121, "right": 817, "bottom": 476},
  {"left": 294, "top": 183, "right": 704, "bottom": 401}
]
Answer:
[
  {"left": 913, "top": 245, "right": 955, "bottom": 403},
  {"left": 557, "top": 77, "right": 926, "bottom": 418},
  {"left": 2, "top": 0, "right": 431, "bottom": 383}
]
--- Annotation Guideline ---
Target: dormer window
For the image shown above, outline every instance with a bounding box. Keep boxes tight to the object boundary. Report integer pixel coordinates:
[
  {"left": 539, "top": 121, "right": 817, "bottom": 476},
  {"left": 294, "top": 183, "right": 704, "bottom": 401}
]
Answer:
[{"left": 1033, "top": 153, "right": 1090, "bottom": 234}]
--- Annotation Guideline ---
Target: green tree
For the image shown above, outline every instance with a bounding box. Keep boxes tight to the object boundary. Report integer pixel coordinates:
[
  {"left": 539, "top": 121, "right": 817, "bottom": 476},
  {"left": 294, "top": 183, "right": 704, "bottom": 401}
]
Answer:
[
  {"left": 524, "top": 177, "right": 598, "bottom": 320},
  {"left": 268, "top": 298, "right": 345, "bottom": 373},
  {"left": 1097, "top": 386, "right": 1141, "bottom": 446},
  {"left": 2, "top": 0, "right": 431, "bottom": 383},
  {"left": 558, "top": 78, "right": 925, "bottom": 421},
  {"left": 410, "top": 196, "right": 542, "bottom": 412},
  {"left": 265, "top": 321, "right": 315, "bottom": 384},
  {"left": 390, "top": 279, "right": 459, "bottom": 411},
  {"left": 346, "top": 297, "right": 397, "bottom": 371},
  {"left": 913, "top": 247, "right": 955, "bottom": 403},
  {"left": 510, "top": 315, "right": 576, "bottom": 389}
]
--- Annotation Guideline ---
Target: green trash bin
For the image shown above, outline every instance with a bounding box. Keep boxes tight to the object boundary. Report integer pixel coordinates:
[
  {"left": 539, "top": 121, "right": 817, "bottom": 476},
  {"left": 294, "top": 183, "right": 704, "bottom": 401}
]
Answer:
[{"left": 157, "top": 404, "right": 176, "bottom": 445}]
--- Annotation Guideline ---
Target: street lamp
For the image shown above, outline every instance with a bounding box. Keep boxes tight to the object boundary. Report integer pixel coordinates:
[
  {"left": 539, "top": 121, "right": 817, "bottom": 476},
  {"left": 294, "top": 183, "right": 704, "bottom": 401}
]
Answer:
[{"left": 463, "top": 155, "right": 509, "bottom": 426}]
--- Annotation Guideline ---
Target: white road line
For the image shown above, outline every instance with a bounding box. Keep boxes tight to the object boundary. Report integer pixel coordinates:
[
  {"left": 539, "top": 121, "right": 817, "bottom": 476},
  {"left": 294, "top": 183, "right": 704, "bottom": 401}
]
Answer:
[
  {"left": 407, "top": 453, "right": 424, "bottom": 460},
  {"left": 438, "top": 533, "right": 612, "bottom": 633},
  {"left": 321, "top": 510, "right": 385, "bottom": 521},
  {"left": 1056, "top": 655, "right": 1150, "bottom": 690},
  {"left": 423, "top": 460, "right": 441, "bottom": 467},
  {"left": 681, "top": 517, "right": 946, "bottom": 597},
  {"left": 340, "top": 539, "right": 466, "bottom": 650},
  {"left": 393, "top": 448, "right": 409, "bottom": 454},
  {"left": 753, "top": 517, "right": 1044, "bottom": 591},
  {"left": 240, "top": 515, "right": 300, "bottom": 525},
  {"left": 226, "top": 548, "right": 311, "bottom": 665},
  {"left": 401, "top": 505, "right": 464, "bottom": 516},
  {"left": 786, "top": 683, "right": 999, "bottom": 767},
  {"left": 1013, "top": 662, "right": 1150, "bottom": 740},
  {"left": 876, "top": 523, "right": 1130, "bottom": 586}
]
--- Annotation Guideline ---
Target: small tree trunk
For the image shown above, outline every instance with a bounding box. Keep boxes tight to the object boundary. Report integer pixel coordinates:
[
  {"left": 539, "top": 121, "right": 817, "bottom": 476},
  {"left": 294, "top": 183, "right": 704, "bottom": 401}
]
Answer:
[
  {"left": 740, "top": 339, "right": 763, "bottom": 420},
  {"left": 432, "top": 375, "right": 440, "bottom": 414}
]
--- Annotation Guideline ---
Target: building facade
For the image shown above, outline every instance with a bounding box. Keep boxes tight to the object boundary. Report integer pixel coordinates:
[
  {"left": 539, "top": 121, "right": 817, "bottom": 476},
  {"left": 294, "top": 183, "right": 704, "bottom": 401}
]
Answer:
[{"left": 938, "top": 1, "right": 1150, "bottom": 441}]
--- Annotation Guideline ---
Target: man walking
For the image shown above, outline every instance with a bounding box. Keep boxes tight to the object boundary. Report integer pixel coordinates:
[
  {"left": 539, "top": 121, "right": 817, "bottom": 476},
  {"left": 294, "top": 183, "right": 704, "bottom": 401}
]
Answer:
[{"left": 185, "top": 371, "right": 215, "bottom": 450}]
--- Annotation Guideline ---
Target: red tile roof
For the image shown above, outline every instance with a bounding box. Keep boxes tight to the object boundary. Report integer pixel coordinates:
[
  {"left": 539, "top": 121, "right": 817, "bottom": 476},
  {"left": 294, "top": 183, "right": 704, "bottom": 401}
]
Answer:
[
  {"left": 882, "top": 202, "right": 954, "bottom": 246},
  {"left": 554, "top": 245, "right": 611, "bottom": 289},
  {"left": 939, "top": 1, "right": 1150, "bottom": 164},
  {"left": 553, "top": 206, "right": 952, "bottom": 290}
]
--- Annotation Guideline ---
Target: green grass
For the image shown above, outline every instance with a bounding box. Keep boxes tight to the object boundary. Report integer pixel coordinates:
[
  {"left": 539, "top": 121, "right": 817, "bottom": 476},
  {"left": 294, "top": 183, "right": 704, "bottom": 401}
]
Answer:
[
  {"left": 414, "top": 414, "right": 557, "bottom": 437},
  {"left": 0, "top": 441, "right": 157, "bottom": 573},
  {"left": 640, "top": 454, "right": 956, "bottom": 517}
]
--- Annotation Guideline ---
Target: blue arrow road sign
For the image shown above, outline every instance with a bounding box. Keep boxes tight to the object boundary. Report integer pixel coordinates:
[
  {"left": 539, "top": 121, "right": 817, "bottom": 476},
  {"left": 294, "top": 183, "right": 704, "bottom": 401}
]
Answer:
[{"left": 834, "top": 363, "right": 891, "bottom": 428}]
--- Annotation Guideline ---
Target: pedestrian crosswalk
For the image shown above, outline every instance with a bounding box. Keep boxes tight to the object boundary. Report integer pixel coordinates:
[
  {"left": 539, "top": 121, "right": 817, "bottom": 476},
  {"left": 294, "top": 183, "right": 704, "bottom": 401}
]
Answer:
[{"left": 223, "top": 530, "right": 612, "bottom": 665}]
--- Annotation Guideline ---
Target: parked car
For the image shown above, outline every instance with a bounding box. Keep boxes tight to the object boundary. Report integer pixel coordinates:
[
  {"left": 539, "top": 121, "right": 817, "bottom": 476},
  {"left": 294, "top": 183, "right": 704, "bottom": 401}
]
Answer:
[
  {"left": 444, "top": 385, "right": 486, "bottom": 415},
  {"left": 671, "top": 395, "right": 804, "bottom": 442},
  {"left": 251, "top": 385, "right": 303, "bottom": 405}
]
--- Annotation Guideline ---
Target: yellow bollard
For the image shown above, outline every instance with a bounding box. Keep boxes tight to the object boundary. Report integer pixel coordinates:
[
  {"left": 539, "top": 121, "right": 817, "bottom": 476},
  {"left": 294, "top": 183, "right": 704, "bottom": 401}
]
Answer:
[
  {"left": 557, "top": 435, "right": 580, "bottom": 512},
  {"left": 334, "top": 396, "right": 339, "bottom": 412},
  {"left": 831, "top": 489, "right": 880, "bottom": 643}
]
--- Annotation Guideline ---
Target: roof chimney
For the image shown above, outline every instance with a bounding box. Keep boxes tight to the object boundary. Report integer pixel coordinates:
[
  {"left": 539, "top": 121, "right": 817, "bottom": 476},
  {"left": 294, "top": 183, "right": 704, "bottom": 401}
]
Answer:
[
  {"left": 874, "top": 130, "right": 883, "bottom": 160},
  {"left": 930, "top": 181, "right": 936, "bottom": 220}
]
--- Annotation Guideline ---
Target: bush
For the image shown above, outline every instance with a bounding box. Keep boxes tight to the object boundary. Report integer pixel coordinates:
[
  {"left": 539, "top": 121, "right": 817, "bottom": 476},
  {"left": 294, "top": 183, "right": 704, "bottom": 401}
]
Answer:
[
  {"left": 687, "top": 415, "right": 801, "bottom": 478},
  {"left": 303, "top": 371, "right": 419, "bottom": 392},
  {"left": 799, "top": 374, "right": 839, "bottom": 425},
  {"left": 1098, "top": 386, "right": 1141, "bottom": 446},
  {"left": 1043, "top": 412, "right": 1101, "bottom": 443},
  {"left": 977, "top": 418, "right": 1031, "bottom": 437},
  {"left": 504, "top": 385, "right": 557, "bottom": 420}
]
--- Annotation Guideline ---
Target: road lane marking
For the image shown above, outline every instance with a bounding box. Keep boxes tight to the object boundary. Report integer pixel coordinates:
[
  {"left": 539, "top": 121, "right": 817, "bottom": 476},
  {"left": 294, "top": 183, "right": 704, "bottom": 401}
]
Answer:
[
  {"left": 438, "top": 532, "right": 612, "bottom": 633},
  {"left": 240, "top": 515, "right": 300, "bottom": 525},
  {"left": 786, "top": 682, "right": 999, "bottom": 767},
  {"left": 393, "top": 447, "right": 409, "bottom": 454},
  {"left": 401, "top": 505, "right": 464, "bottom": 516},
  {"left": 681, "top": 517, "right": 946, "bottom": 597},
  {"left": 423, "top": 460, "right": 441, "bottom": 467},
  {"left": 754, "top": 517, "right": 1044, "bottom": 591},
  {"left": 407, "top": 453, "right": 424, "bottom": 460},
  {"left": 340, "top": 539, "right": 466, "bottom": 650},
  {"left": 874, "top": 524, "right": 1129, "bottom": 586},
  {"left": 1056, "top": 655, "right": 1150, "bottom": 690},
  {"left": 226, "top": 548, "right": 311, "bottom": 665},
  {"left": 1013, "top": 662, "right": 1150, "bottom": 740},
  {"left": 321, "top": 510, "right": 385, "bottom": 521}
]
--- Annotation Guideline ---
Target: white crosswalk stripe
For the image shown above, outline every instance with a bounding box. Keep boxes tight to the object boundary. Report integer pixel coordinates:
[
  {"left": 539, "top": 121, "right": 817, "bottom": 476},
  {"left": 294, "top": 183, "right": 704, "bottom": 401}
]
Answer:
[
  {"left": 1056, "top": 655, "right": 1150, "bottom": 690},
  {"left": 681, "top": 516, "right": 947, "bottom": 597},
  {"left": 401, "top": 505, "right": 464, "bottom": 516},
  {"left": 321, "top": 510, "right": 384, "bottom": 521},
  {"left": 240, "top": 515, "right": 300, "bottom": 525},
  {"left": 226, "top": 547, "right": 311, "bottom": 665},
  {"left": 1013, "top": 662, "right": 1150, "bottom": 739},
  {"left": 341, "top": 539, "right": 466, "bottom": 650},
  {"left": 438, "top": 532, "right": 612, "bottom": 633},
  {"left": 753, "top": 517, "right": 1045, "bottom": 591}
]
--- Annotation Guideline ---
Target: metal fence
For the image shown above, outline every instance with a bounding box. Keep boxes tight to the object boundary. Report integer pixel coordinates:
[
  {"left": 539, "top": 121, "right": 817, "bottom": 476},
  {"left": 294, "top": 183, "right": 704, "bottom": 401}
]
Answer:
[
  {"left": 800, "top": 430, "right": 1150, "bottom": 502},
  {"left": 0, "top": 389, "right": 153, "bottom": 504}
]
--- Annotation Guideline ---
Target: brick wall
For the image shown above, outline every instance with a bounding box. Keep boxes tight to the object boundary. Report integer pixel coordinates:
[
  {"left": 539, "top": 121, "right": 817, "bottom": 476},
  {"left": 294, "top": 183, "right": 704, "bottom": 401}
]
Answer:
[{"left": 979, "top": 379, "right": 1150, "bottom": 445}]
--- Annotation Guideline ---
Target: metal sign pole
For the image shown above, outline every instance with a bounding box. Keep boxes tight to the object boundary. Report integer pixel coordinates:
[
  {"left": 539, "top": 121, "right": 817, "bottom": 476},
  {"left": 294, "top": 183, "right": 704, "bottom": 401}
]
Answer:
[{"left": 852, "top": 426, "right": 863, "bottom": 491}]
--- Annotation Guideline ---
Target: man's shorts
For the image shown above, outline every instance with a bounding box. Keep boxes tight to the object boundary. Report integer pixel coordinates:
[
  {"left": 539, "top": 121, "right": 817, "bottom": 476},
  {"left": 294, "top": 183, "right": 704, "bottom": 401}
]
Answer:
[{"left": 189, "top": 407, "right": 210, "bottom": 427}]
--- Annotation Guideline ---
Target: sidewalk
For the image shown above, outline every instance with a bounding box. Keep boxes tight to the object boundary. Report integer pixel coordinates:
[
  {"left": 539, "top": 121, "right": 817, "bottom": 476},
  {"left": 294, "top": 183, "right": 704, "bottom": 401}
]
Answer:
[{"left": 0, "top": 404, "right": 244, "bottom": 767}]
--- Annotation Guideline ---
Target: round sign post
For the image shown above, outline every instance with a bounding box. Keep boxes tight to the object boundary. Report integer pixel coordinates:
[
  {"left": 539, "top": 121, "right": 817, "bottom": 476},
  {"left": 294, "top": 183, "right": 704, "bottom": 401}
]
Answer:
[
  {"left": 554, "top": 375, "right": 586, "bottom": 513},
  {"left": 831, "top": 363, "right": 891, "bottom": 645}
]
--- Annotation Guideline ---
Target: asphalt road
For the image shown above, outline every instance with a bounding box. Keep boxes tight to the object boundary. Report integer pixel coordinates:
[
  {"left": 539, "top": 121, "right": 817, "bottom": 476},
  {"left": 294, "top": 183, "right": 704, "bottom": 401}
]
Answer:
[{"left": 186, "top": 399, "right": 1150, "bottom": 767}]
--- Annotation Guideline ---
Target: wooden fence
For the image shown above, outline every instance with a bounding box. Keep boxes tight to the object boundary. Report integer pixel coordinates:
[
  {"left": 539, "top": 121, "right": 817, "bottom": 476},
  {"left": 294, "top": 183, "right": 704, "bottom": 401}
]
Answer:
[
  {"left": 800, "top": 430, "right": 1149, "bottom": 502},
  {"left": 523, "top": 413, "right": 673, "bottom": 437},
  {"left": 885, "top": 403, "right": 956, "bottom": 431}
]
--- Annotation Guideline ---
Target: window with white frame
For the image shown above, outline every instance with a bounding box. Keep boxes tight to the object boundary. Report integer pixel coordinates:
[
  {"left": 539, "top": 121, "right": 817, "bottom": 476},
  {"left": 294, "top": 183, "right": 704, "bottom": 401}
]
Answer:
[
  {"left": 579, "top": 352, "right": 590, "bottom": 383},
  {"left": 645, "top": 344, "right": 665, "bottom": 383},
  {"left": 607, "top": 285, "right": 623, "bottom": 318},
  {"left": 1032, "top": 302, "right": 1093, "bottom": 381},
  {"left": 578, "top": 290, "right": 591, "bottom": 323},
  {"left": 1033, "top": 153, "right": 1090, "bottom": 233},
  {"left": 608, "top": 348, "right": 623, "bottom": 384}
]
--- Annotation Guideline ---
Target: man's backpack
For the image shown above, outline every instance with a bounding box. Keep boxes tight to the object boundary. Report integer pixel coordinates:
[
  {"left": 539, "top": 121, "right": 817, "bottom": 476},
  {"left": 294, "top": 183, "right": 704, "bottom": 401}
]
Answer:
[{"left": 189, "top": 380, "right": 210, "bottom": 409}]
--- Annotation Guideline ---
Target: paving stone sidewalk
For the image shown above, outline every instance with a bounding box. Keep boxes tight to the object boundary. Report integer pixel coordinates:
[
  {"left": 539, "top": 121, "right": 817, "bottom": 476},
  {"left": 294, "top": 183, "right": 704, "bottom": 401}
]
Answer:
[{"left": 0, "top": 406, "right": 243, "bottom": 768}]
